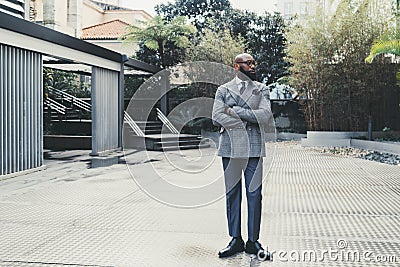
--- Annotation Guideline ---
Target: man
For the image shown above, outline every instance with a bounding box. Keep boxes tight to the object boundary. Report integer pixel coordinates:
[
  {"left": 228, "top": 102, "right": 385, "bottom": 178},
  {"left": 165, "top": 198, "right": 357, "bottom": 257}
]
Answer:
[{"left": 212, "top": 53, "right": 273, "bottom": 258}]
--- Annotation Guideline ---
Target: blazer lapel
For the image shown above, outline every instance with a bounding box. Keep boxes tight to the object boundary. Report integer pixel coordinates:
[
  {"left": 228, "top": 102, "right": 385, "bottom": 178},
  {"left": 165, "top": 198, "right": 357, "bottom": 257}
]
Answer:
[
  {"left": 225, "top": 79, "right": 241, "bottom": 104},
  {"left": 226, "top": 79, "right": 259, "bottom": 107},
  {"left": 240, "top": 81, "right": 255, "bottom": 104}
]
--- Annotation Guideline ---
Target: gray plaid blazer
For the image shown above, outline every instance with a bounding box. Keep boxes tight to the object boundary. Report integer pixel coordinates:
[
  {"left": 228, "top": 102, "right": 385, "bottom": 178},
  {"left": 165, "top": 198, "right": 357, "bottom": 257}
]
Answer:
[{"left": 212, "top": 78, "right": 273, "bottom": 158}]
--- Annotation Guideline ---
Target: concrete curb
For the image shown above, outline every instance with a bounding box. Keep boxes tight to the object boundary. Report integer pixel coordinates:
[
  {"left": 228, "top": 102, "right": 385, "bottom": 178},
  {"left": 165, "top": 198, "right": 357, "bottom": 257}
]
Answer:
[
  {"left": 351, "top": 139, "right": 400, "bottom": 155},
  {"left": 301, "top": 131, "right": 400, "bottom": 155},
  {"left": 0, "top": 165, "right": 47, "bottom": 181}
]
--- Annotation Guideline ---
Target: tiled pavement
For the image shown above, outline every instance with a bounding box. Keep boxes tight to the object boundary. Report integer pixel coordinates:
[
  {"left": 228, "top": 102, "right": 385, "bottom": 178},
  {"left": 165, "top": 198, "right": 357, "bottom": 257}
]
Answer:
[{"left": 0, "top": 142, "right": 399, "bottom": 266}]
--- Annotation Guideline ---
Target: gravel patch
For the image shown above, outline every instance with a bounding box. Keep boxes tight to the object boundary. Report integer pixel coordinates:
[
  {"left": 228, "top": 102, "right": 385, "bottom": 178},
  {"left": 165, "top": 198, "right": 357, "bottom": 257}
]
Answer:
[{"left": 306, "top": 146, "right": 400, "bottom": 166}]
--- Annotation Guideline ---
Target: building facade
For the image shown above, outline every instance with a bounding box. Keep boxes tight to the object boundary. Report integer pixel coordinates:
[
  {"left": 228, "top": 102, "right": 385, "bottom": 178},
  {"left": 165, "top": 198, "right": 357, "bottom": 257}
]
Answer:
[
  {"left": 27, "top": 0, "right": 151, "bottom": 37},
  {"left": 276, "top": 0, "right": 391, "bottom": 21},
  {"left": 0, "top": 0, "right": 27, "bottom": 18},
  {"left": 276, "top": 0, "right": 343, "bottom": 20}
]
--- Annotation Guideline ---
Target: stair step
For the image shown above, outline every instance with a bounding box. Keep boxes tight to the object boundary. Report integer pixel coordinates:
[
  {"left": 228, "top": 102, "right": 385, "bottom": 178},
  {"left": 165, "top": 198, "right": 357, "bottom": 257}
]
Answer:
[
  {"left": 154, "top": 138, "right": 202, "bottom": 144},
  {"left": 154, "top": 143, "right": 210, "bottom": 151},
  {"left": 129, "top": 129, "right": 166, "bottom": 135},
  {"left": 136, "top": 121, "right": 162, "bottom": 126},
  {"left": 140, "top": 125, "right": 162, "bottom": 129},
  {"left": 145, "top": 135, "right": 202, "bottom": 141},
  {"left": 143, "top": 130, "right": 162, "bottom": 134}
]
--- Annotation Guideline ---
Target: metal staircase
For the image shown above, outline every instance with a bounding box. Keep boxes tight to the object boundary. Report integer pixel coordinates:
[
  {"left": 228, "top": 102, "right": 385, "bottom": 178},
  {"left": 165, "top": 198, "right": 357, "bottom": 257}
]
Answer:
[
  {"left": 44, "top": 87, "right": 91, "bottom": 122},
  {"left": 124, "top": 110, "right": 209, "bottom": 151},
  {"left": 45, "top": 90, "right": 209, "bottom": 151}
]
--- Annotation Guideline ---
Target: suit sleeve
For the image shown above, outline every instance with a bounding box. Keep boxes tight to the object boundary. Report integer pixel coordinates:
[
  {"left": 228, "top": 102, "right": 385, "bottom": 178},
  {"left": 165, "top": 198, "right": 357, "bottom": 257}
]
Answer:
[
  {"left": 212, "top": 86, "right": 243, "bottom": 128},
  {"left": 231, "top": 85, "right": 272, "bottom": 125}
]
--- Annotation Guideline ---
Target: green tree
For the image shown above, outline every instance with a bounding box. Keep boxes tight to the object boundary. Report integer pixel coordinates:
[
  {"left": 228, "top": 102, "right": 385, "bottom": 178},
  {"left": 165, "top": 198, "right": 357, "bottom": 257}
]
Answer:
[
  {"left": 44, "top": 68, "right": 90, "bottom": 98},
  {"left": 173, "top": 25, "right": 245, "bottom": 100},
  {"left": 286, "top": 0, "right": 391, "bottom": 131},
  {"left": 227, "top": 11, "right": 288, "bottom": 84},
  {"left": 156, "top": 0, "right": 288, "bottom": 85},
  {"left": 134, "top": 41, "right": 186, "bottom": 68},
  {"left": 155, "top": 0, "right": 231, "bottom": 32},
  {"left": 123, "top": 16, "right": 196, "bottom": 68},
  {"left": 137, "top": 0, "right": 232, "bottom": 68},
  {"left": 185, "top": 25, "right": 246, "bottom": 65}
]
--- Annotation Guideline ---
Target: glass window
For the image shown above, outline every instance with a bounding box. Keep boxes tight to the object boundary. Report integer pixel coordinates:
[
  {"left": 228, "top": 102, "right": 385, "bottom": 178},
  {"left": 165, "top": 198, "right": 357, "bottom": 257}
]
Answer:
[
  {"left": 299, "top": 2, "right": 307, "bottom": 15},
  {"left": 284, "top": 2, "right": 293, "bottom": 15}
]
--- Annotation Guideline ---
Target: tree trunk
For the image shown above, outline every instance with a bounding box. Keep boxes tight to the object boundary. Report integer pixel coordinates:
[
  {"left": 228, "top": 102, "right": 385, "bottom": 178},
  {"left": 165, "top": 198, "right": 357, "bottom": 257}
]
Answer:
[{"left": 158, "top": 40, "right": 165, "bottom": 69}]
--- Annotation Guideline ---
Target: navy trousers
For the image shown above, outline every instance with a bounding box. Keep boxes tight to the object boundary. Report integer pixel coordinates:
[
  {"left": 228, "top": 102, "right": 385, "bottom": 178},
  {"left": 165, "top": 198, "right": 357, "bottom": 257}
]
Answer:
[{"left": 222, "top": 157, "right": 263, "bottom": 242}]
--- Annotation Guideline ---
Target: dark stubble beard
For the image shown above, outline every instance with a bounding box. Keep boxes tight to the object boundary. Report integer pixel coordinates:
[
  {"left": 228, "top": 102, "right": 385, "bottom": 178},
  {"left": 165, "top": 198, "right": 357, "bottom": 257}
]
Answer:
[{"left": 239, "top": 65, "right": 257, "bottom": 81}]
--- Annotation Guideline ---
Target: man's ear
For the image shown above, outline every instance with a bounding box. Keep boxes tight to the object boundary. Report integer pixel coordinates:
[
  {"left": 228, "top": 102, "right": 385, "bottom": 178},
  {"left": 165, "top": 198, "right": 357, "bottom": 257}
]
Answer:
[{"left": 233, "top": 63, "right": 240, "bottom": 71}]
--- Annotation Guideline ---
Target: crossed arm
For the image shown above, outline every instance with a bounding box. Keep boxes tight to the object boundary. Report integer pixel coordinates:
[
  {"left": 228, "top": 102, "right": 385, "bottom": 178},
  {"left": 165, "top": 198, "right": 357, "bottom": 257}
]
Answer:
[
  {"left": 212, "top": 87, "right": 243, "bottom": 128},
  {"left": 212, "top": 86, "right": 273, "bottom": 128}
]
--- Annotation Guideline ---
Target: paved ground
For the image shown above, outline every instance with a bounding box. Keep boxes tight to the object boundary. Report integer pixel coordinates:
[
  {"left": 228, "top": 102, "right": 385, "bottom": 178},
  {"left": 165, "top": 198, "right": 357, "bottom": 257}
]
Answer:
[{"left": 0, "top": 142, "right": 399, "bottom": 267}]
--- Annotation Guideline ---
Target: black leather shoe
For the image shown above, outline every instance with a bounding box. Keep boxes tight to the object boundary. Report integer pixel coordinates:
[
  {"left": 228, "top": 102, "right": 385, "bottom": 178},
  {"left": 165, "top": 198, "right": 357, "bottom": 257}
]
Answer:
[
  {"left": 245, "top": 240, "right": 272, "bottom": 261},
  {"left": 218, "top": 237, "right": 245, "bottom": 258},
  {"left": 245, "top": 240, "right": 264, "bottom": 255}
]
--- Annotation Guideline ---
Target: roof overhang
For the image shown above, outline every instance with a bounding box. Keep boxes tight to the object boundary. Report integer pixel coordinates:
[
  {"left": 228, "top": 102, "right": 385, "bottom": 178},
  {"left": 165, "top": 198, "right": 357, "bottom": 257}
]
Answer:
[
  {"left": 43, "top": 56, "right": 156, "bottom": 76},
  {"left": 0, "top": 12, "right": 161, "bottom": 75}
]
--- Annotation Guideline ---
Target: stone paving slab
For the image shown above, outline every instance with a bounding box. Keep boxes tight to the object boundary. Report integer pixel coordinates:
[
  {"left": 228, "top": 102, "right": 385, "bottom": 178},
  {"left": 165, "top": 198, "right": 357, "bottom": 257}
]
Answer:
[{"left": 0, "top": 142, "right": 399, "bottom": 266}]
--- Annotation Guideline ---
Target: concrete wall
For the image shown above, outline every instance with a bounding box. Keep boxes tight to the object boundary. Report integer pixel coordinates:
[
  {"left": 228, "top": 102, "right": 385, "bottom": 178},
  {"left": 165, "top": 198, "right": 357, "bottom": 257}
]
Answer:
[
  {"left": 67, "top": 0, "right": 83, "bottom": 37},
  {"left": 301, "top": 131, "right": 368, "bottom": 147},
  {"left": 81, "top": 1, "right": 151, "bottom": 28},
  {"left": 42, "top": 0, "right": 76, "bottom": 36},
  {"left": 32, "top": 0, "right": 44, "bottom": 21},
  {"left": 81, "top": 0, "right": 104, "bottom": 28},
  {"left": 85, "top": 40, "right": 138, "bottom": 57},
  {"left": 351, "top": 139, "right": 400, "bottom": 155},
  {"left": 102, "top": 10, "right": 151, "bottom": 25}
]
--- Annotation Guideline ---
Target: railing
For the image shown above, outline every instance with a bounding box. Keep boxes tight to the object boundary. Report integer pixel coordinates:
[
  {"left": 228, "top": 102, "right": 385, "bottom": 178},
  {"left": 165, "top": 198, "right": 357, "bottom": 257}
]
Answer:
[
  {"left": 48, "top": 87, "right": 92, "bottom": 112},
  {"left": 124, "top": 111, "right": 145, "bottom": 137},
  {"left": 156, "top": 108, "right": 179, "bottom": 134},
  {"left": 44, "top": 98, "right": 66, "bottom": 115}
]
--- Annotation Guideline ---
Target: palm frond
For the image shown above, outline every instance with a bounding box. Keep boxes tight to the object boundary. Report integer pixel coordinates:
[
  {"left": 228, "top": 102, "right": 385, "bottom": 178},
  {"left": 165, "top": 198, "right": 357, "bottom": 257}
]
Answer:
[
  {"left": 366, "top": 30, "right": 400, "bottom": 63},
  {"left": 366, "top": 40, "right": 400, "bottom": 63},
  {"left": 121, "top": 15, "right": 196, "bottom": 49}
]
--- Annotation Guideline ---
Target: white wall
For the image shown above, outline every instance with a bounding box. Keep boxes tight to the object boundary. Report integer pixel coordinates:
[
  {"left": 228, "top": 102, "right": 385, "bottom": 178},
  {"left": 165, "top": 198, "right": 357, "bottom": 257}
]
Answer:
[
  {"left": 81, "top": 0, "right": 105, "bottom": 28},
  {"left": 81, "top": 1, "right": 151, "bottom": 28},
  {"left": 85, "top": 40, "right": 138, "bottom": 57}
]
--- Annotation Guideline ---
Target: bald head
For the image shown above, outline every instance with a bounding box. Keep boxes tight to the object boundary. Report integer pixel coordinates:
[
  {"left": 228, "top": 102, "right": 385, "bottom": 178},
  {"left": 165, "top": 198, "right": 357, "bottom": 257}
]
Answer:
[{"left": 234, "top": 53, "right": 253, "bottom": 63}]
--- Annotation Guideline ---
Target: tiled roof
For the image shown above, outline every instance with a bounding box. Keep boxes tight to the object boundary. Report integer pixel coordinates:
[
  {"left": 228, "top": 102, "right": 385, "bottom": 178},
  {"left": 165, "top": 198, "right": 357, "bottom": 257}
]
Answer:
[{"left": 81, "top": 19, "right": 130, "bottom": 40}]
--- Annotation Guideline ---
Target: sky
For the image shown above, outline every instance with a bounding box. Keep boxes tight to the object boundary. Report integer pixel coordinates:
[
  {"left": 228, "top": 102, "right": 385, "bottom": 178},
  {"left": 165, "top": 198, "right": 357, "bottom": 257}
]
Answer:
[{"left": 120, "top": 0, "right": 277, "bottom": 16}]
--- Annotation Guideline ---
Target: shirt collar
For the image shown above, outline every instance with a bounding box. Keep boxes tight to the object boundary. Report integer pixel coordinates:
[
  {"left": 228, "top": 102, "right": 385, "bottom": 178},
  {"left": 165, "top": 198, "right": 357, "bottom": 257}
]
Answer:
[{"left": 235, "top": 76, "right": 248, "bottom": 87}]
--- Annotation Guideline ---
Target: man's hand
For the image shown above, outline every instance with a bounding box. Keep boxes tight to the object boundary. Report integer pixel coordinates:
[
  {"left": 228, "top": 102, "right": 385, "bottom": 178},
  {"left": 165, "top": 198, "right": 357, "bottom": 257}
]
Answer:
[
  {"left": 225, "top": 105, "right": 241, "bottom": 119},
  {"left": 225, "top": 105, "right": 237, "bottom": 115}
]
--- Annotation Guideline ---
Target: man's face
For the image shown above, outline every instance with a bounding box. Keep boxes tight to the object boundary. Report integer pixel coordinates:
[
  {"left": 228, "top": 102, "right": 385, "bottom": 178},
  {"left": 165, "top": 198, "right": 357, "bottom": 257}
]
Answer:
[{"left": 235, "top": 56, "right": 257, "bottom": 81}]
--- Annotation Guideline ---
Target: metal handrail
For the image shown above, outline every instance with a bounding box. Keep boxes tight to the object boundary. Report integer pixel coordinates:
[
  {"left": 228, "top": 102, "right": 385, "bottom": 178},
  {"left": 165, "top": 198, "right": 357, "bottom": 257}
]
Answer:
[
  {"left": 48, "top": 87, "right": 92, "bottom": 112},
  {"left": 156, "top": 108, "right": 179, "bottom": 134},
  {"left": 124, "top": 111, "right": 145, "bottom": 137},
  {"left": 44, "top": 98, "right": 66, "bottom": 115}
]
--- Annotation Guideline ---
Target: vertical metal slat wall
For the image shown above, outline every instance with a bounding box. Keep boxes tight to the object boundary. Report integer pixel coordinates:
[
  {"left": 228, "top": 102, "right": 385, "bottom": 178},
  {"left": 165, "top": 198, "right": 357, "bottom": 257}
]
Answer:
[
  {"left": 0, "top": 0, "right": 25, "bottom": 18},
  {"left": 91, "top": 67, "right": 119, "bottom": 155},
  {"left": 0, "top": 44, "right": 43, "bottom": 176}
]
